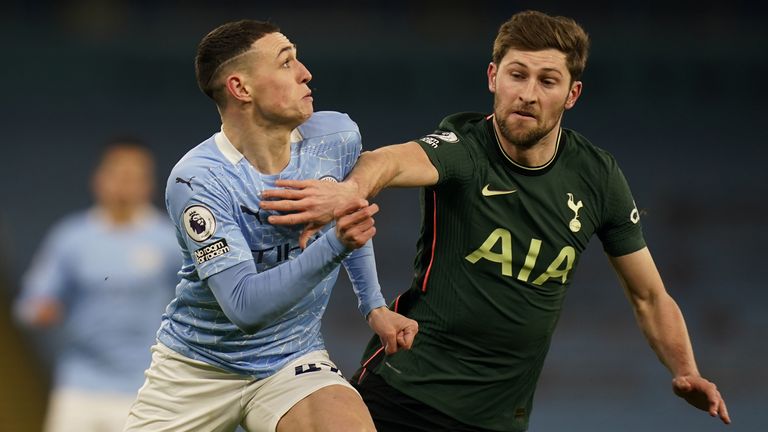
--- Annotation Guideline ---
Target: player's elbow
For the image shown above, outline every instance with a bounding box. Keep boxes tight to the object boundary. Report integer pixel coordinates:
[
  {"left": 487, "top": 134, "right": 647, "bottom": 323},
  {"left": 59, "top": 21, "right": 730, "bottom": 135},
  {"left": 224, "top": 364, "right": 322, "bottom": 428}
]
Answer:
[
  {"left": 227, "top": 314, "right": 269, "bottom": 335},
  {"left": 225, "top": 306, "right": 287, "bottom": 334},
  {"left": 235, "top": 323, "right": 262, "bottom": 335},
  {"left": 629, "top": 287, "right": 668, "bottom": 312}
]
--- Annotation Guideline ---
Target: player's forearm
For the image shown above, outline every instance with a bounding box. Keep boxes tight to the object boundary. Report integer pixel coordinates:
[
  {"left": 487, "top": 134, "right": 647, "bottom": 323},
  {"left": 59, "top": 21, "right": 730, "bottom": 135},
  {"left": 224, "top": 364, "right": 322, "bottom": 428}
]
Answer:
[
  {"left": 346, "top": 143, "right": 438, "bottom": 199},
  {"left": 632, "top": 291, "right": 700, "bottom": 378},
  {"left": 346, "top": 149, "right": 401, "bottom": 199},
  {"left": 610, "top": 249, "right": 700, "bottom": 378},
  {"left": 208, "top": 230, "right": 350, "bottom": 333},
  {"left": 342, "top": 241, "right": 387, "bottom": 317}
]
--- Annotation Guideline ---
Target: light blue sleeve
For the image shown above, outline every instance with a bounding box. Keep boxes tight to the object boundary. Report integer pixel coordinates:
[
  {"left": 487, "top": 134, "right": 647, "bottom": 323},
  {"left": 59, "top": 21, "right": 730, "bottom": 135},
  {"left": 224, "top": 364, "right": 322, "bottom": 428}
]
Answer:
[
  {"left": 166, "top": 168, "right": 253, "bottom": 279},
  {"left": 15, "top": 219, "right": 75, "bottom": 323},
  {"left": 341, "top": 120, "right": 362, "bottom": 178},
  {"left": 207, "top": 230, "right": 351, "bottom": 333},
  {"left": 342, "top": 241, "right": 386, "bottom": 317},
  {"left": 333, "top": 115, "right": 385, "bottom": 316}
]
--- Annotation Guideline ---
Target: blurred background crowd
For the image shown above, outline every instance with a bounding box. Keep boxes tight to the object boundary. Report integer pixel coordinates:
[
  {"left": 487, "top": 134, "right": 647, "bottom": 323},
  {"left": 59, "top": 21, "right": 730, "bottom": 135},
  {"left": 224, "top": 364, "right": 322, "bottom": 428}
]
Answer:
[{"left": 1, "top": 1, "right": 766, "bottom": 430}]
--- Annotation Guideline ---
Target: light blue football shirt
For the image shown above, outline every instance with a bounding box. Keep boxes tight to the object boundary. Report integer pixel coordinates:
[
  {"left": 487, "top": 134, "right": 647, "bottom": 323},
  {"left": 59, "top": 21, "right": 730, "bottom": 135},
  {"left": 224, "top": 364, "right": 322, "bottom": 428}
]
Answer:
[
  {"left": 158, "top": 111, "right": 385, "bottom": 378},
  {"left": 17, "top": 208, "right": 180, "bottom": 394}
]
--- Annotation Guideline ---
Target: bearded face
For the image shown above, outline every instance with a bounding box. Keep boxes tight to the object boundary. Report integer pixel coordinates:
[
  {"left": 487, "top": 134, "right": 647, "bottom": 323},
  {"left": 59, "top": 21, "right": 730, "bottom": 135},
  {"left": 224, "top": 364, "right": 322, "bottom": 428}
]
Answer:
[
  {"left": 488, "top": 48, "right": 581, "bottom": 151},
  {"left": 494, "top": 97, "right": 561, "bottom": 150}
]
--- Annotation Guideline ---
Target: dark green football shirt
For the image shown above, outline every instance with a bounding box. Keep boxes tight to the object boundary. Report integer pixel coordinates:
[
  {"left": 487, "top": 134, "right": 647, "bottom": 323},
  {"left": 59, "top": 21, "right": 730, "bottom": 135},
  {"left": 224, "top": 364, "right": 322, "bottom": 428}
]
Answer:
[{"left": 360, "top": 113, "right": 646, "bottom": 431}]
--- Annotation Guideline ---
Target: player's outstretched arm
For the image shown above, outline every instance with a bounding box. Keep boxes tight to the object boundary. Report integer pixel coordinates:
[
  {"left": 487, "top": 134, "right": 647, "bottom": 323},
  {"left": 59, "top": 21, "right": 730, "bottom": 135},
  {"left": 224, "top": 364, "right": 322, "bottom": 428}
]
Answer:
[
  {"left": 609, "top": 247, "right": 731, "bottom": 425},
  {"left": 260, "top": 142, "right": 438, "bottom": 248}
]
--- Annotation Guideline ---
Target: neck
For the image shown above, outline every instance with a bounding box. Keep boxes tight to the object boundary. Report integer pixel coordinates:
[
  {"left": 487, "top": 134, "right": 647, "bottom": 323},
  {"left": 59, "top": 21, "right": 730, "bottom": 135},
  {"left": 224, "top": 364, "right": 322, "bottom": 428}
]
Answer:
[
  {"left": 222, "top": 114, "right": 293, "bottom": 175},
  {"left": 493, "top": 117, "right": 561, "bottom": 168},
  {"left": 99, "top": 205, "right": 145, "bottom": 226}
]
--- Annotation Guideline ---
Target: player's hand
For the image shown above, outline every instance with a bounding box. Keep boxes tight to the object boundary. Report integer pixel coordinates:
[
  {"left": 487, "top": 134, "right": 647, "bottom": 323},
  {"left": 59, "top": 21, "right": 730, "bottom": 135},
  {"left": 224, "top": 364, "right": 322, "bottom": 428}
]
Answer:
[
  {"left": 22, "top": 298, "right": 63, "bottom": 327},
  {"left": 672, "top": 375, "right": 730, "bottom": 424},
  {"left": 260, "top": 179, "right": 362, "bottom": 249},
  {"left": 334, "top": 199, "right": 378, "bottom": 250},
  {"left": 367, "top": 306, "right": 418, "bottom": 355}
]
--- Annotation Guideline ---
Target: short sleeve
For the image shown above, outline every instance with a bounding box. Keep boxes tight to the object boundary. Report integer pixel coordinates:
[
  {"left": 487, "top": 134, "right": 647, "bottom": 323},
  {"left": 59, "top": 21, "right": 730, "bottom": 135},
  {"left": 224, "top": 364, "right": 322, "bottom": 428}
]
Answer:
[
  {"left": 167, "top": 171, "right": 253, "bottom": 280},
  {"left": 339, "top": 121, "right": 362, "bottom": 178},
  {"left": 414, "top": 127, "right": 475, "bottom": 185},
  {"left": 597, "top": 161, "right": 646, "bottom": 257}
]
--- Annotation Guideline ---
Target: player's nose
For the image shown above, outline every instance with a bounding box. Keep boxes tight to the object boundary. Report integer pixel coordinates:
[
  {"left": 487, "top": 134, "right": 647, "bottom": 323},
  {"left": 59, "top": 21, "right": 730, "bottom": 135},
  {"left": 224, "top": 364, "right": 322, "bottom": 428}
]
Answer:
[{"left": 298, "top": 60, "right": 312, "bottom": 84}]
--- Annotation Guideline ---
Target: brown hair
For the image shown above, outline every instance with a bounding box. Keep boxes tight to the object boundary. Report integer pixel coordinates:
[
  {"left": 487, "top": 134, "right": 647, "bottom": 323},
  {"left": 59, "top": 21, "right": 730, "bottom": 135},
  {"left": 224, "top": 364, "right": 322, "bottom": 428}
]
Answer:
[
  {"left": 195, "top": 20, "right": 280, "bottom": 103},
  {"left": 492, "top": 10, "right": 590, "bottom": 82},
  {"left": 97, "top": 136, "right": 154, "bottom": 173}
]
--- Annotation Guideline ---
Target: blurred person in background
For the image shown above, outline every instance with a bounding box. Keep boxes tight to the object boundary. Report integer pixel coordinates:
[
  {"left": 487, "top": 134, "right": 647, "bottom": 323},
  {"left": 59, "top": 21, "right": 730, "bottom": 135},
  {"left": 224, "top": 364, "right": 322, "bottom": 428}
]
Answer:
[
  {"left": 15, "top": 139, "right": 180, "bottom": 432},
  {"left": 124, "top": 19, "right": 416, "bottom": 432},
  {"left": 261, "top": 10, "right": 730, "bottom": 432}
]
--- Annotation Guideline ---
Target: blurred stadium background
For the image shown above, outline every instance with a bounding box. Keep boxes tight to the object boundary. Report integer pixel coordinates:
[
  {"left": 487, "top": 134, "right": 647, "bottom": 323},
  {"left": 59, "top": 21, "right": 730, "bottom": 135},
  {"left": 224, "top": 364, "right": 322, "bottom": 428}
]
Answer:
[{"left": 1, "top": 1, "right": 766, "bottom": 430}]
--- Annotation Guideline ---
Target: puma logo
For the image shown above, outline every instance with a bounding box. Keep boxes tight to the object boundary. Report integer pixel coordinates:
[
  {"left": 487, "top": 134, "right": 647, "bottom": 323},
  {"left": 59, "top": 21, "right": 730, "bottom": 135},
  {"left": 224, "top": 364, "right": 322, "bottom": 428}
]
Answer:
[
  {"left": 175, "top": 176, "right": 195, "bottom": 191},
  {"left": 241, "top": 205, "right": 263, "bottom": 225}
]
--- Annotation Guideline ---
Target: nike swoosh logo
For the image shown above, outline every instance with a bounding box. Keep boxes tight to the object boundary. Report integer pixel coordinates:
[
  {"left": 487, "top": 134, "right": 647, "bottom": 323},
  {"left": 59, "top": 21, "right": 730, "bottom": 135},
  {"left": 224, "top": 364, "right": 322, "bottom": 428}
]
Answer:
[{"left": 482, "top": 184, "right": 518, "bottom": 196}]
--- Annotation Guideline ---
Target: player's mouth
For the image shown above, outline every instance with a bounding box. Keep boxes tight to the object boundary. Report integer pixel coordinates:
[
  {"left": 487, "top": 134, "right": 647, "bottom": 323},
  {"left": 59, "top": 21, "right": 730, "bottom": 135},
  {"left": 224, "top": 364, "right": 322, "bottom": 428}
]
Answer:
[
  {"left": 512, "top": 110, "right": 536, "bottom": 120},
  {"left": 303, "top": 91, "right": 313, "bottom": 102}
]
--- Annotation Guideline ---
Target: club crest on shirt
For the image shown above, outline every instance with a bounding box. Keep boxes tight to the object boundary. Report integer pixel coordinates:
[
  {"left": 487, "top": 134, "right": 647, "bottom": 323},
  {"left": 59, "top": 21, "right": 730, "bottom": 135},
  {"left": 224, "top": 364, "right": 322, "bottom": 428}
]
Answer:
[
  {"left": 566, "top": 193, "right": 584, "bottom": 233},
  {"left": 183, "top": 205, "right": 216, "bottom": 242},
  {"left": 318, "top": 175, "right": 339, "bottom": 183}
]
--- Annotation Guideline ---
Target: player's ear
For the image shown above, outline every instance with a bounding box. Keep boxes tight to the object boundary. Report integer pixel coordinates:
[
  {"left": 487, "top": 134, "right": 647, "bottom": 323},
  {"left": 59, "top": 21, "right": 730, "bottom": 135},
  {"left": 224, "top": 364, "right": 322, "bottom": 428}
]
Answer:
[
  {"left": 564, "top": 81, "right": 582, "bottom": 110},
  {"left": 487, "top": 62, "right": 498, "bottom": 93},
  {"left": 225, "top": 73, "right": 252, "bottom": 103}
]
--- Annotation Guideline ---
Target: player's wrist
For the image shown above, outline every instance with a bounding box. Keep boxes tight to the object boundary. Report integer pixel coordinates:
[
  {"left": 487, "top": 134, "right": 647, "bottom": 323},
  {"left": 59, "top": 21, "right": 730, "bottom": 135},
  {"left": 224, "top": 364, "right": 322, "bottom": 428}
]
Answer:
[
  {"left": 325, "top": 229, "right": 352, "bottom": 255},
  {"left": 361, "top": 297, "right": 387, "bottom": 319},
  {"left": 673, "top": 371, "right": 701, "bottom": 380},
  {"left": 366, "top": 306, "right": 388, "bottom": 323},
  {"left": 342, "top": 177, "right": 366, "bottom": 200}
]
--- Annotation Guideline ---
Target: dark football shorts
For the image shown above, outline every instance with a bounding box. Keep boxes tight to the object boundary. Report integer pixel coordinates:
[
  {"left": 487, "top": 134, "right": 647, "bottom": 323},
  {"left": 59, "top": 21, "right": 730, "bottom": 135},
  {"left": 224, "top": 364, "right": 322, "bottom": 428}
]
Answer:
[{"left": 350, "top": 367, "right": 497, "bottom": 432}]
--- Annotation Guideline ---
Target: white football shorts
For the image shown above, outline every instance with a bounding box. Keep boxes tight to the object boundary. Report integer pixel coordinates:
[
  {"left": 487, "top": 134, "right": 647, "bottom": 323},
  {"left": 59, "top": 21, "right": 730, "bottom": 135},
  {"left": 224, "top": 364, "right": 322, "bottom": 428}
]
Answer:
[{"left": 123, "top": 343, "right": 358, "bottom": 432}]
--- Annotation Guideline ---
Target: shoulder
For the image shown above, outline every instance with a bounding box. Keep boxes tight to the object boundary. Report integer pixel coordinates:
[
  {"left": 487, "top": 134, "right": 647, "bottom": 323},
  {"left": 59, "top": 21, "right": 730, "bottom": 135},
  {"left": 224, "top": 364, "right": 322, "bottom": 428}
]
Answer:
[
  {"left": 166, "top": 135, "right": 232, "bottom": 216},
  {"left": 561, "top": 128, "right": 621, "bottom": 173},
  {"left": 438, "top": 112, "right": 488, "bottom": 136},
  {"left": 296, "top": 112, "right": 363, "bottom": 164},
  {"left": 144, "top": 207, "right": 174, "bottom": 229},
  {"left": 421, "top": 112, "right": 487, "bottom": 145},
  {"left": 37, "top": 211, "right": 92, "bottom": 249},
  {"left": 167, "top": 135, "right": 234, "bottom": 194},
  {"left": 418, "top": 112, "right": 487, "bottom": 150},
  {"left": 168, "top": 135, "right": 224, "bottom": 184},
  {"left": 296, "top": 111, "right": 360, "bottom": 140},
  {"left": 51, "top": 211, "right": 92, "bottom": 235},
  {"left": 439, "top": 112, "right": 488, "bottom": 132}
]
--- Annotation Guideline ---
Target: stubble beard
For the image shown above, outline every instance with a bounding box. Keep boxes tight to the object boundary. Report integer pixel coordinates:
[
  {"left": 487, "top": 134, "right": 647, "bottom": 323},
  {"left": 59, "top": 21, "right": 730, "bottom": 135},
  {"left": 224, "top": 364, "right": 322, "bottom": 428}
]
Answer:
[
  {"left": 497, "top": 116, "right": 548, "bottom": 150},
  {"left": 494, "top": 99, "right": 563, "bottom": 150}
]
